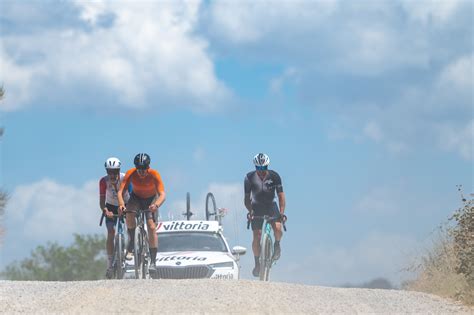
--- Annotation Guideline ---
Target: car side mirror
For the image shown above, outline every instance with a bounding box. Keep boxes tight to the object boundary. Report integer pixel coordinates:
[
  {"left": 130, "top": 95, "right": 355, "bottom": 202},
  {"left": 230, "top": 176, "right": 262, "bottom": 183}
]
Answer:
[{"left": 231, "top": 245, "right": 246, "bottom": 256}]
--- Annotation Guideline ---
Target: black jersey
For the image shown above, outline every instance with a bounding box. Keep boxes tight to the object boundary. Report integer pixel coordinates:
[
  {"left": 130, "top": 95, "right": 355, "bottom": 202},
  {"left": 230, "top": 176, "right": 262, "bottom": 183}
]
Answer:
[{"left": 244, "top": 170, "right": 283, "bottom": 206}]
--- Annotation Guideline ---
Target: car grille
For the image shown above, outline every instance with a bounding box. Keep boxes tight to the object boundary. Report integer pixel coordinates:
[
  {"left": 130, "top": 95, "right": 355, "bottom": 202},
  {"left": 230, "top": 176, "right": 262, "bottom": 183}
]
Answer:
[{"left": 155, "top": 265, "right": 212, "bottom": 279}]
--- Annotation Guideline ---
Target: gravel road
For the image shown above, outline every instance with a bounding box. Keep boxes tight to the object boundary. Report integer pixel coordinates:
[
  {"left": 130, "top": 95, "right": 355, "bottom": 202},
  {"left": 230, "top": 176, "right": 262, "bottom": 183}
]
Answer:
[{"left": 1, "top": 280, "right": 472, "bottom": 314}]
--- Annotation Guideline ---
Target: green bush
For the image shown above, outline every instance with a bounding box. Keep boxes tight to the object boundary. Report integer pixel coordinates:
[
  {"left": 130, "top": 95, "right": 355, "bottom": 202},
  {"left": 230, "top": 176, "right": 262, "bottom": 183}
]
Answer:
[{"left": 1, "top": 234, "right": 107, "bottom": 281}]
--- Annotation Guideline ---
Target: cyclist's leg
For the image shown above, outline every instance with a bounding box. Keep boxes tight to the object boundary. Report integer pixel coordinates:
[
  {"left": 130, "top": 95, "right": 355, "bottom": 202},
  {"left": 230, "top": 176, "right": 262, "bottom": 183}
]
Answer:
[
  {"left": 270, "top": 202, "right": 282, "bottom": 242},
  {"left": 125, "top": 194, "right": 139, "bottom": 256},
  {"left": 105, "top": 204, "right": 118, "bottom": 278},
  {"left": 269, "top": 202, "right": 282, "bottom": 260},
  {"left": 105, "top": 220, "right": 116, "bottom": 261},
  {"left": 252, "top": 229, "right": 261, "bottom": 256},
  {"left": 251, "top": 210, "right": 263, "bottom": 257},
  {"left": 251, "top": 204, "right": 264, "bottom": 277},
  {"left": 144, "top": 195, "right": 158, "bottom": 268}
]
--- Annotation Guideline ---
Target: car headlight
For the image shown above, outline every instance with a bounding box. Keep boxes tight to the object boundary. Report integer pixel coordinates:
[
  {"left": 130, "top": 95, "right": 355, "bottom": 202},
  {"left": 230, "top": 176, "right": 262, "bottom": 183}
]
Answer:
[{"left": 209, "top": 261, "right": 234, "bottom": 269}]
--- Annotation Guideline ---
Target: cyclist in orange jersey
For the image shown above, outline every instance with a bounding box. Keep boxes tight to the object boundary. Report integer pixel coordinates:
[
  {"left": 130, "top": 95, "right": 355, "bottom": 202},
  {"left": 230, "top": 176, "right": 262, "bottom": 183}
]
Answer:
[{"left": 118, "top": 153, "right": 166, "bottom": 274}]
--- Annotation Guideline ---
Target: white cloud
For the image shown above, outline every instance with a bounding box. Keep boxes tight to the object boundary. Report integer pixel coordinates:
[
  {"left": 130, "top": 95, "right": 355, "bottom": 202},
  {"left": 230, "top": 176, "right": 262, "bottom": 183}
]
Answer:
[
  {"left": 208, "top": 1, "right": 338, "bottom": 44},
  {"left": 166, "top": 182, "right": 244, "bottom": 221},
  {"left": 5, "top": 178, "right": 98, "bottom": 241},
  {"left": 437, "top": 120, "right": 473, "bottom": 160},
  {"left": 270, "top": 67, "right": 300, "bottom": 94},
  {"left": 0, "top": 178, "right": 426, "bottom": 286},
  {"left": 437, "top": 54, "right": 474, "bottom": 99},
  {"left": 0, "top": 48, "right": 45, "bottom": 111},
  {"left": 206, "top": 0, "right": 470, "bottom": 75},
  {"left": 326, "top": 56, "right": 472, "bottom": 159},
  {"left": 192, "top": 146, "right": 206, "bottom": 163},
  {"left": 363, "top": 121, "right": 384, "bottom": 142},
  {"left": 163, "top": 182, "right": 247, "bottom": 245},
  {"left": 72, "top": 0, "right": 108, "bottom": 26},
  {"left": 1, "top": 178, "right": 100, "bottom": 267},
  {"left": 401, "top": 0, "right": 467, "bottom": 25},
  {"left": 354, "top": 187, "right": 400, "bottom": 216},
  {"left": 1, "top": 0, "right": 231, "bottom": 112},
  {"left": 280, "top": 232, "right": 420, "bottom": 286},
  {"left": 204, "top": 1, "right": 471, "bottom": 160}
]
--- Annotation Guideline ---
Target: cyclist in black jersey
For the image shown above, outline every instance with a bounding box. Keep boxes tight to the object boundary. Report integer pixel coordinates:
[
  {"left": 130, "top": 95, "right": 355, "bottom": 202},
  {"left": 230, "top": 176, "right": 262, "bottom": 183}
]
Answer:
[{"left": 244, "top": 153, "right": 286, "bottom": 277}]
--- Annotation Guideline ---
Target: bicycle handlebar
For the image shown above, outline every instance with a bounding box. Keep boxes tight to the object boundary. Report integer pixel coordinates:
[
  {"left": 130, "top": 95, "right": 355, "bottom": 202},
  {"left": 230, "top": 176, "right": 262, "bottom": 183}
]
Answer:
[
  {"left": 99, "top": 213, "right": 125, "bottom": 226},
  {"left": 246, "top": 213, "right": 287, "bottom": 231},
  {"left": 122, "top": 209, "right": 153, "bottom": 214},
  {"left": 99, "top": 208, "right": 154, "bottom": 226}
]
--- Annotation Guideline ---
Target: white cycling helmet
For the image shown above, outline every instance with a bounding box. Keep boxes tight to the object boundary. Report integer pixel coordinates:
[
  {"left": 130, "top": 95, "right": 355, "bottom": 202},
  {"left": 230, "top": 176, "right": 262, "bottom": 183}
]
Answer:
[
  {"left": 253, "top": 153, "right": 270, "bottom": 167},
  {"left": 104, "top": 157, "right": 121, "bottom": 170}
]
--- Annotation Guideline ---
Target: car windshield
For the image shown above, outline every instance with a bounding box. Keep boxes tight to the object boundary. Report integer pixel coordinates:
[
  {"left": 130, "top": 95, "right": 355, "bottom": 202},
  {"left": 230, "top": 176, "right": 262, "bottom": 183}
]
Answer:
[{"left": 157, "top": 232, "right": 228, "bottom": 252}]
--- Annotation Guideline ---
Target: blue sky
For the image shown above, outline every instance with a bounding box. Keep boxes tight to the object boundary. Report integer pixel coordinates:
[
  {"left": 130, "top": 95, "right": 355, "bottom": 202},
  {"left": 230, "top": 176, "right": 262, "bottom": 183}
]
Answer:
[{"left": 0, "top": 0, "right": 472, "bottom": 286}]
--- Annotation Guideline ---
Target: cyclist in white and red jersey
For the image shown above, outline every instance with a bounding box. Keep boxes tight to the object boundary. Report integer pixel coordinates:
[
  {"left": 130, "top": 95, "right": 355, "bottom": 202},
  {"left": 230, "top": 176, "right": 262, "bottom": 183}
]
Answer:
[{"left": 99, "top": 157, "right": 130, "bottom": 279}]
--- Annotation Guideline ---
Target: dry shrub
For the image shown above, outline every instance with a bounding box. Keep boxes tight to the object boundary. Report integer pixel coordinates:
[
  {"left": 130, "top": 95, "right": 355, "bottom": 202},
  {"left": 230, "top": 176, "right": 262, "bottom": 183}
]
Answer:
[
  {"left": 0, "top": 190, "right": 6, "bottom": 243},
  {"left": 405, "top": 187, "right": 474, "bottom": 305},
  {"left": 449, "top": 190, "right": 474, "bottom": 304}
]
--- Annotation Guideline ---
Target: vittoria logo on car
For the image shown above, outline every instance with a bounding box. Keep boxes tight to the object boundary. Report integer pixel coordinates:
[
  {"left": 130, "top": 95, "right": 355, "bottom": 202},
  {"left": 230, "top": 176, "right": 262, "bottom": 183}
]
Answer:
[
  {"left": 212, "top": 273, "right": 234, "bottom": 280},
  {"left": 156, "top": 220, "right": 220, "bottom": 233},
  {"left": 157, "top": 255, "right": 207, "bottom": 262}
]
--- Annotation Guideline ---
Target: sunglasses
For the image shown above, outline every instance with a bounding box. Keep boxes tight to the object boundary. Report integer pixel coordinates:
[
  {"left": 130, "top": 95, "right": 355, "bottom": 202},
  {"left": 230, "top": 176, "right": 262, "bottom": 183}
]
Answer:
[
  {"left": 255, "top": 166, "right": 268, "bottom": 171},
  {"left": 137, "top": 168, "right": 149, "bottom": 174}
]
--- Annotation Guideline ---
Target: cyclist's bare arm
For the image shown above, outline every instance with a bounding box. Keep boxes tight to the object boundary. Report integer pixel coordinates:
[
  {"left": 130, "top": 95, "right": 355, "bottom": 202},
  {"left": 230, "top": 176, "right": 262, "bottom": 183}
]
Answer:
[
  {"left": 278, "top": 191, "right": 286, "bottom": 214},
  {"left": 244, "top": 193, "right": 252, "bottom": 213},
  {"left": 149, "top": 190, "right": 166, "bottom": 211},
  {"left": 99, "top": 195, "right": 111, "bottom": 217},
  {"left": 117, "top": 177, "right": 131, "bottom": 210},
  {"left": 100, "top": 195, "right": 107, "bottom": 212}
]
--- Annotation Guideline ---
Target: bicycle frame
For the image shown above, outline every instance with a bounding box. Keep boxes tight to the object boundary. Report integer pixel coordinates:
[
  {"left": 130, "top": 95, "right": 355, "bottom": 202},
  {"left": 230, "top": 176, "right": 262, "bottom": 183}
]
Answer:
[
  {"left": 125, "top": 209, "right": 152, "bottom": 279},
  {"left": 259, "top": 215, "right": 276, "bottom": 281},
  {"left": 113, "top": 215, "right": 126, "bottom": 279},
  {"left": 247, "top": 214, "right": 287, "bottom": 281},
  {"left": 99, "top": 213, "right": 126, "bottom": 279},
  {"left": 137, "top": 209, "right": 151, "bottom": 279}
]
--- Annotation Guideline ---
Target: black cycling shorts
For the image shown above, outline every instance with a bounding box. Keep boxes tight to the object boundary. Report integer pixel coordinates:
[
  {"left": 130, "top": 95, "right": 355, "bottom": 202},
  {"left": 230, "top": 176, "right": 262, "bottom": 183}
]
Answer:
[
  {"left": 251, "top": 202, "right": 281, "bottom": 231},
  {"left": 105, "top": 203, "right": 119, "bottom": 230},
  {"left": 127, "top": 192, "right": 158, "bottom": 222}
]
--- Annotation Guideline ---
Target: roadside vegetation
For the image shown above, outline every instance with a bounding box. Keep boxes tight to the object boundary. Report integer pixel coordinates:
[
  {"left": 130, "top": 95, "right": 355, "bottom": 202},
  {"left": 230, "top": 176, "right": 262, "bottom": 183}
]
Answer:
[
  {"left": 405, "top": 186, "right": 474, "bottom": 305},
  {"left": 0, "top": 86, "right": 6, "bottom": 244},
  {"left": 341, "top": 277, "right": 395, "bottom": 290},
  {"left": 1, "top": 234, "right": 107, "bottom": 281}
]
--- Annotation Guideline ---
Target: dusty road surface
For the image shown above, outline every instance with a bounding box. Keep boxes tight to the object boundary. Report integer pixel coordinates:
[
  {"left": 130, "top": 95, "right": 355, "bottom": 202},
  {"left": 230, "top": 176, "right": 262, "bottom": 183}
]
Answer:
[{"left": 1, "top": 279, "right": 472, "bottom": 314}]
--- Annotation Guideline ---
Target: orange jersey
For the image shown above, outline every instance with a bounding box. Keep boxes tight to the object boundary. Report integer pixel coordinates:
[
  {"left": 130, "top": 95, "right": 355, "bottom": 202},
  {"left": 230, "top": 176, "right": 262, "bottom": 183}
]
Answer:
[{"left": 120, "top": 168, "right": 165, "bottom": 198}]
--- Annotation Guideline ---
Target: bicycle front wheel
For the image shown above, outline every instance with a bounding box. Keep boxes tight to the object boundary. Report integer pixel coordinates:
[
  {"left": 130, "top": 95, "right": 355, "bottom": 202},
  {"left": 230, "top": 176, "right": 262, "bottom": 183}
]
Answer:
[
  {"left": 115, "top": 234, "right": 124, "bottom": 279},
  {"left": 134, "top": 227, "right": 144, "bottom": 279},
  {"left": 259, "top": 231, "right": 273, "bottom": 281},
  {"left": 141, "top": 229, "right": 149, "bottom": 279}
]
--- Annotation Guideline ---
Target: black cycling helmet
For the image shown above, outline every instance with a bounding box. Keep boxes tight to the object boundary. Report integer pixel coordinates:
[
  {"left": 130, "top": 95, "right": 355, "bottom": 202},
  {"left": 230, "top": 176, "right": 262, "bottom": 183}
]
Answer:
[{"left": 134, "top": 153, "right": 151, "bottom": 169}]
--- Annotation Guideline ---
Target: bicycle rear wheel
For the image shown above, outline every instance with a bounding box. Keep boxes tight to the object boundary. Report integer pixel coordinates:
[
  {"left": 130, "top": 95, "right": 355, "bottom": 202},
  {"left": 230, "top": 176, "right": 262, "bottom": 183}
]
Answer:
[
  {"left": 134, "top": 227, "right": 144, "bottom": 279},
  {"left": 141, "top": 229, "right": 149, "bottom": 279},
  {"left": 186, "top": 192, "right": 192, "bottom": 220},
  {"left": 259, "top": 231, "right": 273, "bottom": 281},
  {"left": 205, "top": 192, "right": 217, "bottom": 222},
  {"left": 114, "top": 234, "right": 124, "bottom": 279}
]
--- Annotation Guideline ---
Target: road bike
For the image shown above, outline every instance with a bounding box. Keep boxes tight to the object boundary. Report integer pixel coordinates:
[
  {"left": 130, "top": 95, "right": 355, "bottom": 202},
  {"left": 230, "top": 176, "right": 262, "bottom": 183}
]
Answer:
[
  {"left": 247, "top": 214, "right": 287, "bottom": 281},
  {"left": 125, "top": 209, "right": 153, "bottom": 279},
  {"left": 99, "top": 213, "right": 126, "bottom": 279},
  {"left": 206, "top": 192, "right": 226, "bottom": 225},
  {"left": 183, "top": 192, "right": 193, "bottom": 220}
]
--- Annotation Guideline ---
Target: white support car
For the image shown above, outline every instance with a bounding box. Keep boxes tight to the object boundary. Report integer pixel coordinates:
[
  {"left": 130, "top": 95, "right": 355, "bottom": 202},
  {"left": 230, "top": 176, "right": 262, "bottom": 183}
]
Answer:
[
  {"left": 150, "top": 220, "right": 246, "bottom": 279},
  {"left": 156, "top": 221, "right": 246, "bottom": 279}
]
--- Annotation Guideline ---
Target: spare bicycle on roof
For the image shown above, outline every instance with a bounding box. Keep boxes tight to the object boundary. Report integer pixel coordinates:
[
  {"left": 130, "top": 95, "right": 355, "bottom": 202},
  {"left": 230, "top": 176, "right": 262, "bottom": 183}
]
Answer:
[{"left": 181, "top": 192, "right": 227, "bottom": 226}]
